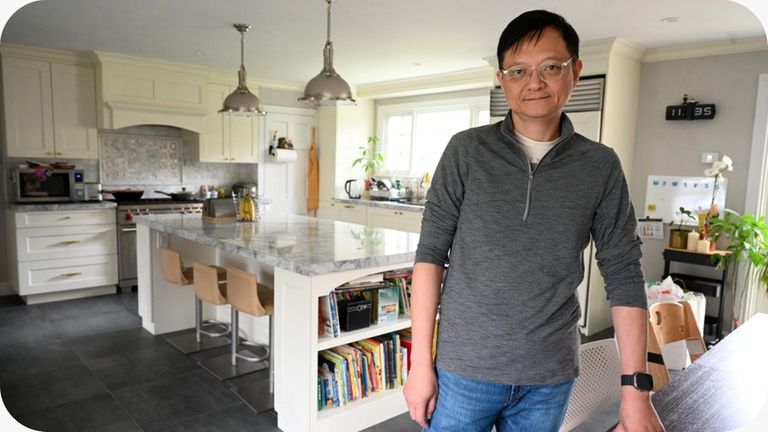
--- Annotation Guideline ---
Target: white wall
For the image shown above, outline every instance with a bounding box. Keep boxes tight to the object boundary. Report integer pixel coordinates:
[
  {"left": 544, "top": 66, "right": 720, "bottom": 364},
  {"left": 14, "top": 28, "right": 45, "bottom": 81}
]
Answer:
[{"left": 630, "top": 50, "right": 768, "bottom": 326}]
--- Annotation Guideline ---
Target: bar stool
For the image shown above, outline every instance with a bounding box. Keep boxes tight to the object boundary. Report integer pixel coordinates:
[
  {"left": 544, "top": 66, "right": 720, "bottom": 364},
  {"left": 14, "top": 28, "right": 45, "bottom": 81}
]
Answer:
[
  {"left": 227, "top": 265, "right": 274, "bottom": 412},
  {"left": 160, "top": 248, "right": 230, "bottom": 354},
  {"left": 196, "top": 262, "right": 270, "bottom": 381}
]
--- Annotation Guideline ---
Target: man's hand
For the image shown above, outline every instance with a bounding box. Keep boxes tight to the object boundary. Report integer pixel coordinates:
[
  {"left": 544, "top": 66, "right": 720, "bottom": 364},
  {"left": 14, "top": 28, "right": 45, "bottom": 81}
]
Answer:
[
  {"left": 403, "top": 365, "right": 438, "bottom": 429},
  {"left": 615, "top": 391, "right": 664, "bottom": 432}
]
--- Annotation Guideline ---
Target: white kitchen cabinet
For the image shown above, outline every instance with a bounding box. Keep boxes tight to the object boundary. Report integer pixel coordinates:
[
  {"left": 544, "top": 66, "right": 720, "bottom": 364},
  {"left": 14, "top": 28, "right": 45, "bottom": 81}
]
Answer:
[
  {"left": 187, "top": 82, "right": 260, "bottom": 163},
  {"left": 7, "top": 208, "right": 118, "bottom": 304},
  {"left": 2, "top": 56, "right": 98, "bottom": 159},
  {"left": 366, "top": 207, "right": 422, "bottom": 234},
  {"left": 336, "top": 202, "right": 366, "bottom": 225}
]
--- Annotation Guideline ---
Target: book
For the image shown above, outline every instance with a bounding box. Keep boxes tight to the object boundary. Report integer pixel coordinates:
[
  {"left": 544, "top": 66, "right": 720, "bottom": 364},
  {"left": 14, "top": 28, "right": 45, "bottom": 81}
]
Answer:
[
  {"left": 328, "top": 291, "right": 341, "bottom": 337},
  {"left": 319, "top": 350, "right": 349, "bottom": 406},
  {"left": 377, "top": 287, "right": 399, "bottom": 324},
  {"left": 318, "top": 296, "right": 334, "bottom": 337},
  {"left": 342, "top": 273, "right": 384, "bottom": 286}
]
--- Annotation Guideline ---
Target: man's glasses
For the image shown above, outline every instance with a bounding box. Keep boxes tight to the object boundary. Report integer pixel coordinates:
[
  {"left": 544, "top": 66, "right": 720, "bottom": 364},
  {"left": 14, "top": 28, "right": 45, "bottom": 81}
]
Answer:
[{"left": 499, "top": 57, "right": 574, "bottom": 85}]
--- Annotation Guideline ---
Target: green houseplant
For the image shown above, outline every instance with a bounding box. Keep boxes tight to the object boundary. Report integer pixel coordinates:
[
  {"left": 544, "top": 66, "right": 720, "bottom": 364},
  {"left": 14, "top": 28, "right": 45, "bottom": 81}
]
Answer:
[
  {"left": 352, "top": 136, "right": 384, "bottom": 192},
  {"left": 708, "top": 210, "right": 768, "bottom": 328},
  {"left": 669, "top": 206, "right": 696, "bottom": 249}
]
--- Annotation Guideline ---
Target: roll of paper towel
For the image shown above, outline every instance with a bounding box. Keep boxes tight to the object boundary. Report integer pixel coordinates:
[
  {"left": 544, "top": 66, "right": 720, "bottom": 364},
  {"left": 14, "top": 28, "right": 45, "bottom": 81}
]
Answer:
[{"left": 271, "top": 148, "right": 297, "bottom": 163}]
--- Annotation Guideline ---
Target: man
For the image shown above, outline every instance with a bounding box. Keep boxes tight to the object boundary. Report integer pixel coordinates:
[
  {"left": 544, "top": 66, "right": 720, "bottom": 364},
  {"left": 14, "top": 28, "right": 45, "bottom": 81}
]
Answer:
[{"left": 403, "top": 10, "right": 664, "bottom": 432}]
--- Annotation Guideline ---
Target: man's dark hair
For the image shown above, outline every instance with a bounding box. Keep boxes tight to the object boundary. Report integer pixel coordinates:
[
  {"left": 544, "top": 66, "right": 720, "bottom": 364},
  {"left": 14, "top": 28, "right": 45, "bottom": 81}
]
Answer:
[{"left": 496, "top": 10, "right": 580, "bottom": 70}]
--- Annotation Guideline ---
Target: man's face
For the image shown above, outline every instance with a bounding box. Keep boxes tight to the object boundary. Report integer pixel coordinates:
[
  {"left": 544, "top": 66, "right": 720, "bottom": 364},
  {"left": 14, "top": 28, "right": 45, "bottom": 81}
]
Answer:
[{"left": 497, "top": 27, "right": 583, "bottom": 125}]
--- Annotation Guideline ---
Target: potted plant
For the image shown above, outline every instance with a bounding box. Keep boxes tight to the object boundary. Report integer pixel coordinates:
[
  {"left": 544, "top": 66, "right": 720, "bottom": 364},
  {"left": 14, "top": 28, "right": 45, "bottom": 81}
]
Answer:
[
  {"left": 708, "top": 210, "right": 768, "bottom": 328},
  {"left": 352, "top": 136, "right": 384, "bottom": 196},
  {"left": 669, "top": 206, "right": 696, "bottom": 249}
]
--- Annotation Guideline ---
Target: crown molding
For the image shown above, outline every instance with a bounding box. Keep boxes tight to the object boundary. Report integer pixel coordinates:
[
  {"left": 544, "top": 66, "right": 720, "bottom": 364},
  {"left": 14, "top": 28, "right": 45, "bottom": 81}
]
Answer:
[
  {"left": 0, "top": 43, "right": 95, "bottom": 65},
  {"left": 357, "top": 66, "right": 494, "bottom": 99},
  {"left": 643, "top": 36, "right": 768, "bottom": 63}
]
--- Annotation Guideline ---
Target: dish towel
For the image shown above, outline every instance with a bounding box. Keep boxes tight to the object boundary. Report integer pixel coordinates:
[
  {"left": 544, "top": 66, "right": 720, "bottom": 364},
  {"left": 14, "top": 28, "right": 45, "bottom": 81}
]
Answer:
[{"left": 307, "top": 127, "right": 319, "bottom": 213}]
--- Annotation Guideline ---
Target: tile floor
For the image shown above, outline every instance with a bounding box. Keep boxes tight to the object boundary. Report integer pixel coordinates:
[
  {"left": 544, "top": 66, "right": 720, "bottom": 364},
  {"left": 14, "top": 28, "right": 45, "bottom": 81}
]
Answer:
[{"left": 0, "top": 291, "right": 617, "bottom": 431}]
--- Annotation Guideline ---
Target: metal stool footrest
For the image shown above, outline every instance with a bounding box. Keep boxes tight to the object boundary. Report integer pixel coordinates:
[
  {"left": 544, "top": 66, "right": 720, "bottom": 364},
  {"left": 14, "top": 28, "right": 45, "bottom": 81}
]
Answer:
[
  {"left": 198, "top": 319, "right": 231, "bottom": 338},
  {"left": 236, "top": 340, "right": 270, "bottom": 363}
]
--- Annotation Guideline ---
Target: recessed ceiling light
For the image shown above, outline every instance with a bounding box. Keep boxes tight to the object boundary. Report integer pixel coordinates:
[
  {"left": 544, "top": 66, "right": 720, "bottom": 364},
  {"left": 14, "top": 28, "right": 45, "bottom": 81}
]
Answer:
[
  {"left": 660, "top": 16, "right": 681, "bottom": 23},
  {"left": 412, "top": 62, "right": 422, "bottom": 66},
  {"left": 194, "top": 50, "right": 208, "bottom": 56}
]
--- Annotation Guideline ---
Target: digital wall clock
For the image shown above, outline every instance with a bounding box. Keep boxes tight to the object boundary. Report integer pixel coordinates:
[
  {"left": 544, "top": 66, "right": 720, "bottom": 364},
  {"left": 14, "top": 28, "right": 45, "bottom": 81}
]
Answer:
[{"left": 665, "top": 94, "right": 716, "bottom": 120}]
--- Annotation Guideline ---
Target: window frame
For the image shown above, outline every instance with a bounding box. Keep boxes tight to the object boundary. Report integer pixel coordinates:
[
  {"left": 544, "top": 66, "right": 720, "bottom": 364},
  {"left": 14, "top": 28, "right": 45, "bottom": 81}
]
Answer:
[{"left": 376, "top": 95, "right": 490, "bottom": 176}]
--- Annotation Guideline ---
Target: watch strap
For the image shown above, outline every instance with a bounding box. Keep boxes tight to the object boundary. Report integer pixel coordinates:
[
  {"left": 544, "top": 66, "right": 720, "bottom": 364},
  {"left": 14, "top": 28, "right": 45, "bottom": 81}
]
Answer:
[{"left": 620, "top": 374, "right": 635, "bottom": 386}]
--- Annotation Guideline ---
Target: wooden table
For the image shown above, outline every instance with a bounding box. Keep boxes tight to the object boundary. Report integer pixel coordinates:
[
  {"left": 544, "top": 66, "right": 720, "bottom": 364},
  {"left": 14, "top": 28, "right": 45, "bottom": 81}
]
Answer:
[{"left": 652, "top": 313, "right": 768, "bottom": 431}]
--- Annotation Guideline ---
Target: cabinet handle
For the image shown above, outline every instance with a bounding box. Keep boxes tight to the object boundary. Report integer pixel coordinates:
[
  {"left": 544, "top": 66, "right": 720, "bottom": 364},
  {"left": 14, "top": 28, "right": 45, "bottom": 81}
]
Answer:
[
  {"left": 61, "top": 272, "right": 82, "bottom": 277},
  {"left": 344, "top": 205, "right": 354, "bottom": 209},
  {"left": 55, "top": 152, "right": 62, "bottom": 156},
  {"left": 46, "top": 152, "right": 52, "bottom": 155},
  {"left": 121, "top": 227, "right": 137, "bottom": 233},
  {"left": 58, "top": 240, "right": 81, "bottom": 245},
  {"left": 59, "top": 216, "right": 71, "bottom": 220}
]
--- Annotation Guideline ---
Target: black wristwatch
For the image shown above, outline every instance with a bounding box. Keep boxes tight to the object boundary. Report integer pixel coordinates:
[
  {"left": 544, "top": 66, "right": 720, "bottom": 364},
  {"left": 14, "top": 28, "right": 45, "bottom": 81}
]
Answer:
[{"left": 621, "top": 372, "right": 654, "bottom": 392}]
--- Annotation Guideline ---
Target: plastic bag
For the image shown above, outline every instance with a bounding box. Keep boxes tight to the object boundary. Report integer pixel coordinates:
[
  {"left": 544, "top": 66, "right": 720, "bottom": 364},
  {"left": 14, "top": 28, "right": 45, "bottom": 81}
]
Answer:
[{"left": 645, "top": 276, "right": 685, "bottom": 303}]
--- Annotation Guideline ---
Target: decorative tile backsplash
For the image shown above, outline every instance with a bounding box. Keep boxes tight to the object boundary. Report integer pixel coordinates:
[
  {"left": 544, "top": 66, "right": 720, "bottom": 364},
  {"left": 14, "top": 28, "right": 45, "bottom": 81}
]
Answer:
[{"left": 100, "top": 132, "right": 182, "bottom": 185}]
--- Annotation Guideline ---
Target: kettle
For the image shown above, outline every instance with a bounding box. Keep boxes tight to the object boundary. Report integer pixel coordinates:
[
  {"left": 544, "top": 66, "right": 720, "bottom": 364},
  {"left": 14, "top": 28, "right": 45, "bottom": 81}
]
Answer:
[{"left": 344, "top": 179, "right": 361, "bottom": 199}]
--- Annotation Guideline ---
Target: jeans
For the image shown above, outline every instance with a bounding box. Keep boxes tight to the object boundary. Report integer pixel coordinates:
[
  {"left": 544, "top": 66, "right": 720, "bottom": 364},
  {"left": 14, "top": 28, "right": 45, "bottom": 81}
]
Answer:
[{"left": 425, "top": 368, "right": 575, "bottom": 432}]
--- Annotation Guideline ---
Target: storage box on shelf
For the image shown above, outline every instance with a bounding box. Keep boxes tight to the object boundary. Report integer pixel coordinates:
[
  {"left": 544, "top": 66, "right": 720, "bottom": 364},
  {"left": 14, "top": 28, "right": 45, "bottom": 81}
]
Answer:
[{"left": 6, "top": 208, "right": 118, "bottom": 304}]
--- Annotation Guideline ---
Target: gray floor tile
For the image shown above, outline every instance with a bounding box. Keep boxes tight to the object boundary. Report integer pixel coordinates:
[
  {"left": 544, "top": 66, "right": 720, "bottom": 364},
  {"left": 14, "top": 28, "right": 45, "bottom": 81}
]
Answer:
[
  {"left": 151, "top": 403, "right": 278, "bottom": 432},
  {"left": 67, "top": 327, "right": 165, "bottom": 361},
  {"left": 0, "top": 339, "right": 82, "bottom": 381},
  {"left": 82, "top": 344, "right": 199, "bottom": 391},
  {"left": 113, "top": 370, "right": 241, "bottom": 430},
  {"left": 0, "top": 363, "right": 108, "bottom": 415},
  {"left": 13, "top": 393, "right": 142, "bottom": 432},
  {"left": 362, "top": 412, "right": 421, "bottom": 432},
  {"left": 35, "top": 294, "right": 126, "bottom": 322},
  {"left": 0, "top": 314, "right": 62, "bottom": 346},
  {"left": 51, "top": 309, "right": 141, "bottom": 340}
]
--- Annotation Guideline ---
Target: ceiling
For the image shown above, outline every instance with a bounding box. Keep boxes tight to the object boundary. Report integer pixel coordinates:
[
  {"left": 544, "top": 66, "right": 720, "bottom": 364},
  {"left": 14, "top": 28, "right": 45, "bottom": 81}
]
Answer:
[{"left": 1, "top": 0, "right": 766, "bottom": 88}]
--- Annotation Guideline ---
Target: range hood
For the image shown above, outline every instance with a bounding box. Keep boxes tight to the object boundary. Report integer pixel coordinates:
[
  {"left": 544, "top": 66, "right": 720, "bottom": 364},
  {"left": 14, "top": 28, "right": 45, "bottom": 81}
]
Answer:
[{"left": 95, "top": 52, "right": 208, "bottom": 133}]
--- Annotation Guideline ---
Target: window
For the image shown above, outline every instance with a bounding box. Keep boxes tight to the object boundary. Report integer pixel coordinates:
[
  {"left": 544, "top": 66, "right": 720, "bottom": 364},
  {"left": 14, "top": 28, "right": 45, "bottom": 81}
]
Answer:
[{"left": 377, "top": 96, "right": 490, "bottom": 176}]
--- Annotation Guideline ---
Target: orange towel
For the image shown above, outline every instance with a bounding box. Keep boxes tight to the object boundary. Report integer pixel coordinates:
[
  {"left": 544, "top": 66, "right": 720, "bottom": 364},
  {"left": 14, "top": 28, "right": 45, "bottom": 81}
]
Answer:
[{"left": 307, "top": 127, "right": 319, "bottom": 211}]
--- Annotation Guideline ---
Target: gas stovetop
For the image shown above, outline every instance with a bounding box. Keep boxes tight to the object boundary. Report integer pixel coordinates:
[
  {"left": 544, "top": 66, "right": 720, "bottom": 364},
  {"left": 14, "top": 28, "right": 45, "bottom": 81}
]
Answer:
[{"left": 109, "top": 198, "right": 205, "bottom": 206}]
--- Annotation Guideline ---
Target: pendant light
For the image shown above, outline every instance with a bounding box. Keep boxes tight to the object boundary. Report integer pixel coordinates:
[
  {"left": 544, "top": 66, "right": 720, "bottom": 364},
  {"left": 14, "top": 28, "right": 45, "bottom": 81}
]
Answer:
[
  {"left": 299, "top": 0, "right": 356, "bottom": 107},
  {"left": 219, "top": 23, "right": 266, "bottom": 116}
]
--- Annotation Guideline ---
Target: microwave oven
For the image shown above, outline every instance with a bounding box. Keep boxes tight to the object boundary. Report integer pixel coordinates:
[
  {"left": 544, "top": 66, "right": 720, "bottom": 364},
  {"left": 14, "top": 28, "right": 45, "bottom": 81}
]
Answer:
[{"left": 14, "top": 168, "right": 86, "bottom": 203}]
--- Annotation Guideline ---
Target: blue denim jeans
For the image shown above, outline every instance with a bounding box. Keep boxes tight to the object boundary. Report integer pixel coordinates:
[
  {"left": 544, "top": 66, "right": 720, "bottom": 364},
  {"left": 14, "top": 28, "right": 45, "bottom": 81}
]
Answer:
[{"left": 425, "top": 368, "right": 575, "bottom": 432}]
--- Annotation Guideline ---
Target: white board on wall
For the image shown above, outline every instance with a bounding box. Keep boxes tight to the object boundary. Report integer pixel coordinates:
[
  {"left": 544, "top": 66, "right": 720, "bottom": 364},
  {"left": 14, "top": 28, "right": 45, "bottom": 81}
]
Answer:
[{"left": 644, "top": 175, "right": 727, "bottom": 222}]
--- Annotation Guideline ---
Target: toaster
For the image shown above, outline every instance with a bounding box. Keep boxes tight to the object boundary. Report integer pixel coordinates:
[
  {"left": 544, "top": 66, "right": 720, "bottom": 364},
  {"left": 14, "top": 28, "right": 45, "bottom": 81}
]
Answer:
[{"left": 83, "top": 183, "right": 102, "bottom": 201}]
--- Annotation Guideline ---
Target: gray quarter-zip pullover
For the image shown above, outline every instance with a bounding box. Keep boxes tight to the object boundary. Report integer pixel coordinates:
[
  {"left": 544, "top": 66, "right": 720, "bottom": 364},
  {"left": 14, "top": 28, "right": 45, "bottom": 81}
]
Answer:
[{"left": 415, "top": 112, "right": 646, "bottom": 385}]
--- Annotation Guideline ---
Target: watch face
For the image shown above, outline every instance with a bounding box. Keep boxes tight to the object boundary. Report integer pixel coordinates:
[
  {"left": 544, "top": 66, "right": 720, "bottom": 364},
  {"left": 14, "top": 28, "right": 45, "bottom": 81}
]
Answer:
[{"left": 635, "top": 373, "right": 654, "bottom": 391}]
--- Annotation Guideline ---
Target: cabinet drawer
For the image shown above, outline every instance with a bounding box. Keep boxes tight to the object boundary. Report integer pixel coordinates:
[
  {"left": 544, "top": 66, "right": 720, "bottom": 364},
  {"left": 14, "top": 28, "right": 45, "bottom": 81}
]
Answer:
[
  {"left": 17, "top": 254, "right": 118, "bottom": 295},
  {"left": 16, "top": 225, "right": 117, "bottom": 261},
  {"left": 15, "top": 209, "right": 115, "bottom": 228}
]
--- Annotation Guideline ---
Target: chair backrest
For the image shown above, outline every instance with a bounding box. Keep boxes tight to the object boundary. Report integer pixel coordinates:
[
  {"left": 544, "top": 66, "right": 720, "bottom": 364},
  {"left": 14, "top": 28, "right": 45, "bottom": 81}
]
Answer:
[
  {"left": 160, "top": 247, "right": 192, "bottom": 285},
  {"left": 649, "top": 301, "right": 707, "bottom": 363},
  {"left": 226, "top": 266, "right": 274, "bottom": 317},
  {"left": 646, "top": 324, "right": 670, "bottom": 392},
  {"left": 192, "top": 261, "right": 228, "bottom": 305},
  {"left": 560, "top": 338, "right": 622, "bottom": 432}
]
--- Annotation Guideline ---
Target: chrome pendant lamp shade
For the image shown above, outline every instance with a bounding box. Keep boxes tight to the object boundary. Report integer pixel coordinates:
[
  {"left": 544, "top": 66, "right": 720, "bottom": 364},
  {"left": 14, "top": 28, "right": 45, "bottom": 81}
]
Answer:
[
  {"left": 220, "top": 24, "right": 266, "bottom": 116},
  {"left": 299, "top": 0, "right": 356, "bottom": 107}
]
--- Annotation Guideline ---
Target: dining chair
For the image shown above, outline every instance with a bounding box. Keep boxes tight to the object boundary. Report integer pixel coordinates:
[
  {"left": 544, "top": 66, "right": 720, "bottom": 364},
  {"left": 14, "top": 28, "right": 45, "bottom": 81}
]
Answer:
[{"left": 560, "top": 338, "right": 622, "bottom": 431}]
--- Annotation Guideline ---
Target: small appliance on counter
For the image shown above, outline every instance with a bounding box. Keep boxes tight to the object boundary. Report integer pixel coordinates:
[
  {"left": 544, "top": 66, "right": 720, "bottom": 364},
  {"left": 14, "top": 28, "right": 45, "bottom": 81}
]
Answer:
[
  {"left": 369, "top": 188, "right": 407, "bottom": 201},
  {"left": 13, "top": 167, "right": 86, "bottom": 203},
  {"left": 83, "top": 183, "right": 102, "bottom": 201},
  {"left": 344, "top": 179, "right": 361, "bottom": 199},
  {"left": 202, "top": 198, "right": 237, "bottom": 222}
]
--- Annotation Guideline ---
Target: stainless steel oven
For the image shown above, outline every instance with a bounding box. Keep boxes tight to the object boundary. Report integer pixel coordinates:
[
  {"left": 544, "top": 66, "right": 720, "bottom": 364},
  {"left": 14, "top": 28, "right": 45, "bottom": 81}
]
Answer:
[{"left": 116, "top": 199, "right": 203, "bottom": 290}]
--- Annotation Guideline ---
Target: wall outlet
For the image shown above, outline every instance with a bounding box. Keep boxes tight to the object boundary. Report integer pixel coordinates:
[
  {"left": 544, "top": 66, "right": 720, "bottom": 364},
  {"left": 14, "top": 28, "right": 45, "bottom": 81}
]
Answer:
[{"left": 701, "top": 152, "right": 719, "bottom": 164}]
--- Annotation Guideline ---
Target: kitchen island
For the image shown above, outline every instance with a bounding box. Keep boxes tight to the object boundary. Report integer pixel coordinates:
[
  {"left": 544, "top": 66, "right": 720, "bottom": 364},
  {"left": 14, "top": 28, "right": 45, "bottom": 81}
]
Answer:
[{"left": 134, "top": 213, "right": 419, "bottom": 432}]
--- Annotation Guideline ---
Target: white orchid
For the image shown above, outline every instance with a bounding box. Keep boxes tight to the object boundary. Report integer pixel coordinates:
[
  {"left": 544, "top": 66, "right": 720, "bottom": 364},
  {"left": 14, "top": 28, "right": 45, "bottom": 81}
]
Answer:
[{"left": 704, "top": 154, "right": 733, "bottom": 177}]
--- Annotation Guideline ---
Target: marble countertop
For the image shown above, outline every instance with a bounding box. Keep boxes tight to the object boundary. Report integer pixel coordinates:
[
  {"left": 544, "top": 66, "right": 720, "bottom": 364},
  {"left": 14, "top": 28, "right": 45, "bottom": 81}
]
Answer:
[
  {"left": 6, "top": 201, "right": 117, "bottom": 212},
  {"left": 335, "top": 197, "right": 425, "bottom": 212},
  {"left": 135, "top": 213, "right": 419, "bottom": 276}
]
